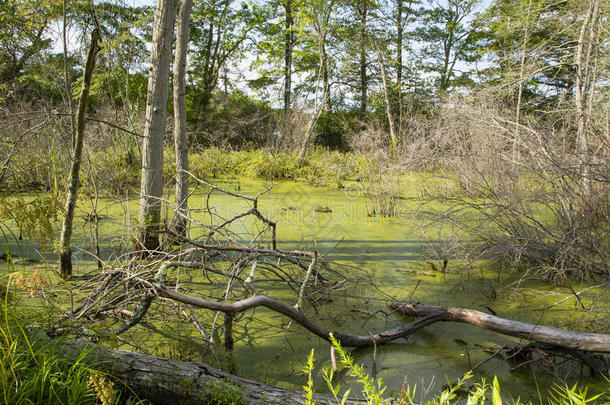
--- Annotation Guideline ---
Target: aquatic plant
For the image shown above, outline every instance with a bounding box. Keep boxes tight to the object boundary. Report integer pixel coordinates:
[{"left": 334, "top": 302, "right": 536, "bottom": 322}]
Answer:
[{"left": 302, "top": 334, "right": 609, "bottom": 405}]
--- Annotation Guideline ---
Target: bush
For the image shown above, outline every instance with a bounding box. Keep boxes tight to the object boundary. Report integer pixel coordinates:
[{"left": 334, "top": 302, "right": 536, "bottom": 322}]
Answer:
[{"left": 418, "top": 93, "right": 610, "bottom": 283}]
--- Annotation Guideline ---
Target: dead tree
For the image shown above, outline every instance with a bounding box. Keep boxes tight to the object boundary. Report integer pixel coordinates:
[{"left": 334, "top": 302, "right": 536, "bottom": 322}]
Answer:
[
  {"left": 389, "top": 303, "right": 610, "bottom": 353},
  {"left": 35, "top": 331, "right": 366, "bottom": 405},
  {"left": 168, "top": 0, "right": 194, "bottom": 240}
]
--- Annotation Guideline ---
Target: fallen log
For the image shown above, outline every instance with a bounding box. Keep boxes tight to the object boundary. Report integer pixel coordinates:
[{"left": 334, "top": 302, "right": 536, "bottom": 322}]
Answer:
[
  {"left": 48, "top": 334, "right": 366, "bottom": 405},
  {"left": 389, "top": 302, "right": 610, "bottom": 354}
]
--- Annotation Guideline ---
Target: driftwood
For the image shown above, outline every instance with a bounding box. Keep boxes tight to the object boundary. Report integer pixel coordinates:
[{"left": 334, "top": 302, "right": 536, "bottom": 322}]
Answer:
[
  {"left": 51, "top": 336, "right": 365, "bottom": 405},
  {"left": 389, "top": 303, "right": 610, "bottom": 354}
]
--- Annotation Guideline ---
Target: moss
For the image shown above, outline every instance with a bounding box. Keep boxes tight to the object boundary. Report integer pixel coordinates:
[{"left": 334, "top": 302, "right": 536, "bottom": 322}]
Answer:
[
  {"left": 201, "top": 379, "right": 244, "bottom": 405},
  {"left": 178, "top": 376, "right": 197, "bottom": 391}
]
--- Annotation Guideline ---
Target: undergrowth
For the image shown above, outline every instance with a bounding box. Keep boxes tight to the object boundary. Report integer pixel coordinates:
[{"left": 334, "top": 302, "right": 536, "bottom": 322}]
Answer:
[
  {"left": 0, "top": 278, "right": 142, "bottom": 405},
  {"left": 1, "top": 146, "right": 369, "bottom": 194},
  {"left": 179, "top": 147, "right": 367, "bottom": 185},
  {"left": 302, "top": 333, "right": 610, "bottom": 405}
]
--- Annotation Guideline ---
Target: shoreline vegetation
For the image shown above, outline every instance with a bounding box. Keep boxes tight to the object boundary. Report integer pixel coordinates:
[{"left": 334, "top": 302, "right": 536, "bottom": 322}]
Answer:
[
  {"left": 0, "top": 147, "right": 394, "bottom": 192},
  {"left": 2, "top": 299, "right": 609, "bottom": 404}
]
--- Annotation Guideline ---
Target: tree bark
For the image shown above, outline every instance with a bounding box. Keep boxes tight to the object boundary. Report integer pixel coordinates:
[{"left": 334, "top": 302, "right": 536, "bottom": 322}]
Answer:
[
  {"left": 375, "top": 46, "right": 398, "bottom": 150},
  {"left": 49, "top": 338, "right": 366, "bottom": 405},
  {"left": 396, "top": 0, "right": 403, "bottom": 87},
  {"left": 574, "top": 0, "right": 600, "bottom": 196},
  {"left": 284, "top": 0, "right": 294, "bottom": 118},
  {"left": 138, "top": 0, "right": 177, "bottom": 252},
  {"left": 513, "top": 0, "right": 533, "bottom": 163},
  {"left": 358, "top": 0, "right": 368, "bottom": 115},
  {"left": 62, "top": 0, "right": 76, "bottom": 149},
  {"left": 58, "top": 29, "right": 101, "bottom": 279},
  {"left": 322, "top": 44, "right": 331, "bottom": 111},
  {"left": 315, "top": 0, "right": 333, "bottom": 112},
  {"left": 389, "top": 303, "right": 610, "bottom": 354},
  {"left": 169, "top": 0, "right": 193, "bottom": 241},
  {"left": 297, "top": 109, "right": 323, "bottom": 165}
]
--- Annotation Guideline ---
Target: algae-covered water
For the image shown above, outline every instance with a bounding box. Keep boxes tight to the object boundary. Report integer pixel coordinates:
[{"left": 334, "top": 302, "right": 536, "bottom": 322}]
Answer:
[{"left": 3, "top": 177, "right": 608, "bottom": 401}]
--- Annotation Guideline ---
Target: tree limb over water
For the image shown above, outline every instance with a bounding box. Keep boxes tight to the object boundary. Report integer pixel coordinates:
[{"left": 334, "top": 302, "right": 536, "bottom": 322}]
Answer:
[{"left": 388, "top": 302, "right": 610, "bottom": 354}]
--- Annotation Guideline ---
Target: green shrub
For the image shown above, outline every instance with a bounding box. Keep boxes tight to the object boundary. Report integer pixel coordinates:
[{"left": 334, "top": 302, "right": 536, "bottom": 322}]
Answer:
[{"left": 0, "top": 193, "right": 62, "bottom": 246}]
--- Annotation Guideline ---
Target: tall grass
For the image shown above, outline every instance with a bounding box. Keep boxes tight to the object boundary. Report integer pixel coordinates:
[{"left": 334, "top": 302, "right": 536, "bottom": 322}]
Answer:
[{"left": 0, "top": 280, "right": 140, "bottom": 405}]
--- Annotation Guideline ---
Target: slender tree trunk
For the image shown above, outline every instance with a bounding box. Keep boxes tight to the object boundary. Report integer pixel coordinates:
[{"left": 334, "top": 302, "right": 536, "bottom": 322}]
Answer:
[
  {"left": 169, "top": 0, "right": 193, "bottom": 241},
  {"left": 396, "top": 0, "right": 403, "bottom": 87},
  {"left": 138, "top": 0, "right": 177, "bottom": 252},
  {"left": 439, "top": 0, "right": 455, "bottom": 93},
  {"left": 375, "top": 46, "right": 398, "bottom": 150},
  {"left": 198, "top": 89, "right": 212, "bottom": 136},
  {"left": 513, "top": 0, "right": 533, "bottom": 163},
  {"left": 58, "top": 29, "right": 101, "bottom": 279},
  {"left": 389, "top": 303, "right": 610, "bottom": 353},
  {"left": 321, "top": 44, "right": 331, "bottom": 111},
  {"left": 574, "top": 0, "right": 599, "bottom": 196},
  {"left": 298, "top": 109, "right": 323, "bottom": 165},
  {"left": 62, "top": 0, "right": 76, "bottom": 149},
  {"left": 197, "top": 18, "right": 215, "bottom": 133},
  {"left": 440, "top": 36, "right": 452, "bottom": 92},
  {"left": 284, "top": 0, "right": 293, "bottom": 118},
  {"left": 358, "top": 0, "right": 368, "bottom": 115}
]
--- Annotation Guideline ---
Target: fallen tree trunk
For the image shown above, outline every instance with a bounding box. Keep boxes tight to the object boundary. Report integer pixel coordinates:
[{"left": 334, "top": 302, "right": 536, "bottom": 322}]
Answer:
[
  {"left": 389, "top": 302, "right": 610, "bottom": 354},
  {"left": 51, "top": 336, "right": 365, "bottom": 405}
]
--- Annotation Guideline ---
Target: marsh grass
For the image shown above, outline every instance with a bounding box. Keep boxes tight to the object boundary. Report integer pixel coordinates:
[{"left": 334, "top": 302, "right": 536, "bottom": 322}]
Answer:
[{"left": 0, "top": 282, "right": 143, "bottom": 405}]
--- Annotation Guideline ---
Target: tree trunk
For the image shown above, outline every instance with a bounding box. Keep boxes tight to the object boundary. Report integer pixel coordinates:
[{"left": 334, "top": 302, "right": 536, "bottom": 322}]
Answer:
[
  {"left": 47, "top": 337, "right": 366, "bottom": 405},
  {"left": 358, "top": 0, "right": 368, "bottom": 115},
  {"left": 58, "top": 29, "right": 101, "bottom": 279},
  {"left": 396, "top": 0, "right": 403, "bottom": 87},
  {"left": 298, "top": 109, "right": 323, "bottom": 165},
  {"left": 169, "top": 0, "right": 193, "bottom": 241},
  {"left": 62, "top": 0, "right": 76, "bottom": 149},
  {"left": 322, "top": 44, "right": 331, "bottom": 111},
  {"left": 375, "top": 46, "right": 398, "bottom": 150},
  {"left": 138, "top": 0, "right": 177, "bottom": 252},
  {"left": 439, "top": 0, "right": 456, "bottom": 93},
  {"left": 513, "top": 0, "right": 533, "bottom": 163},
  {"left": 284, "top": 0, "right": 293, "bottom": 118},
  {"left": 574, "top": 0, "right": 600, "bottom": 196},
  {"left": 389, "top": 303, "right": 610, "bottom": 353}
]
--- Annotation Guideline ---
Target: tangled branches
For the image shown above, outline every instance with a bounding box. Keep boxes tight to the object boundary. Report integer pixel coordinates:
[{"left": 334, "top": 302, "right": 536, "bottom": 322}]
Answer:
[{"left": 63, "top": 180, "right": 358, "bottom": 354}]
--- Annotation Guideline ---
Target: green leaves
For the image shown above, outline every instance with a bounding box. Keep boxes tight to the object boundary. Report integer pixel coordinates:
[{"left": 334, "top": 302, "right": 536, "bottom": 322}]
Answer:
[
  {"left": 302, "top": 349, "right": 316, "bottom": 405},
  {"left": 492, "top": 376, "right": 502, "bottom": 405}
]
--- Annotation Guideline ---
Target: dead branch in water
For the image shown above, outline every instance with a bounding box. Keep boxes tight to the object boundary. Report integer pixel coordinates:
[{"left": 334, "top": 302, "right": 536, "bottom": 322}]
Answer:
[{"left": 388, "top": 302, "right": 610, "bottom": 354}]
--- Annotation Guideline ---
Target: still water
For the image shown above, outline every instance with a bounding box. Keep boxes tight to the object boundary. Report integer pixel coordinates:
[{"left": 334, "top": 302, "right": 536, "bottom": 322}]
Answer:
[{"left": 4, "top": 177, "right": 607, "bottom": 401}]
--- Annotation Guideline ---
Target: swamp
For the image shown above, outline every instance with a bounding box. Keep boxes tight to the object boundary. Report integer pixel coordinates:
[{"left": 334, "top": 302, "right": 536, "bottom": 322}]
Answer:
[{"left": 1, "top": 0, "right": 609, "bottom": 403}]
